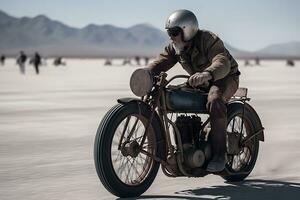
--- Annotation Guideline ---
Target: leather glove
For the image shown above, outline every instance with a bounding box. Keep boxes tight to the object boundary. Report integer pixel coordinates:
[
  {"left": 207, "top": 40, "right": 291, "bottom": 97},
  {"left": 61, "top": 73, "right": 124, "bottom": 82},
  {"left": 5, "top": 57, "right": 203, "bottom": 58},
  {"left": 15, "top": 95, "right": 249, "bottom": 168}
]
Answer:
[{"left": 188, "top": 71, "right": 212, "bottom": 88}]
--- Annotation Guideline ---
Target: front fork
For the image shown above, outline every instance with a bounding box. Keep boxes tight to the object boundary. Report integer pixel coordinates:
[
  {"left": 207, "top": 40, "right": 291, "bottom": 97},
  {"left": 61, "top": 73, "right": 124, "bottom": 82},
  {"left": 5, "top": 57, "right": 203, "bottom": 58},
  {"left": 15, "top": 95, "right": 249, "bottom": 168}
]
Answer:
[{"left": 117, "top": 73, "right": 168, "bottom": 162}]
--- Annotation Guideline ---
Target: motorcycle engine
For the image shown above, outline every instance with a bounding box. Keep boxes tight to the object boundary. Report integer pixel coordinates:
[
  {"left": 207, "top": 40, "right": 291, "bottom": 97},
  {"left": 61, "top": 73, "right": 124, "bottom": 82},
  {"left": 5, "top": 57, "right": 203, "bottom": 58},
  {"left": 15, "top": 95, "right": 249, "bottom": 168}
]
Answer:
[{"left": 175, "top": 115, "right": 210, "bottom": 168}]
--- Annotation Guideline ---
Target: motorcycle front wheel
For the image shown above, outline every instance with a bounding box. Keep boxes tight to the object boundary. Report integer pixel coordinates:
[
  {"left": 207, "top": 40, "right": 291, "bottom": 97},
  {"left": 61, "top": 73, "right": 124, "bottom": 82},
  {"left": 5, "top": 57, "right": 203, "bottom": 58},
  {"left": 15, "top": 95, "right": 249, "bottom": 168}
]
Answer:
[{"left": 94, "top": 102, "right": 164, "bottom": 198}]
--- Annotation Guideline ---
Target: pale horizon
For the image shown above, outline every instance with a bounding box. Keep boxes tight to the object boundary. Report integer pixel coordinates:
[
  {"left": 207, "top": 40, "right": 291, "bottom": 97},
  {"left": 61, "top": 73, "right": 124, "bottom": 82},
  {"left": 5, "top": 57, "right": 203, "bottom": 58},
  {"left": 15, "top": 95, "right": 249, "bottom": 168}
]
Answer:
[{"left": 1, "top": 0, "right": 300, "bottom": 51}]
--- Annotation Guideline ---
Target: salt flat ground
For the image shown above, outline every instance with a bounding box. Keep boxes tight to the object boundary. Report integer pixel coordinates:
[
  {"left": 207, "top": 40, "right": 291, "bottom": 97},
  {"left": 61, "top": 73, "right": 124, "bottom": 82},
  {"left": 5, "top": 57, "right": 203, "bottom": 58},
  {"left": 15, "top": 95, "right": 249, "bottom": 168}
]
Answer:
[{"left": 0, "top": 59, "right": 300, "bottom": 200}]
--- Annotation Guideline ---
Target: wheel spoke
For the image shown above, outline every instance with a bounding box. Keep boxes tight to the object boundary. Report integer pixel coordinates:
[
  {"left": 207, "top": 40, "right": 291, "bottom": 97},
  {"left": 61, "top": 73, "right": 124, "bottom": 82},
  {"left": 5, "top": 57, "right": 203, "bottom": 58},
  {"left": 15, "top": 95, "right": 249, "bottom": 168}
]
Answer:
[
  {"left": 116, "top": 157, "right": 127, "bottom": 178},
  {"left": 126, "top": 117, "right": 139, "bottom": 140},
  {"left": 124, "top": 157, "right": 135, "bottom": 183},
  {"left": 118, "top": 116, "right": 131, "bottom": 149},
  {"left": 112, "top": 150, "right": 121, "bottom": 163},
  {"left": 231, "top": 117, "right": 236, "bottom": 133}
]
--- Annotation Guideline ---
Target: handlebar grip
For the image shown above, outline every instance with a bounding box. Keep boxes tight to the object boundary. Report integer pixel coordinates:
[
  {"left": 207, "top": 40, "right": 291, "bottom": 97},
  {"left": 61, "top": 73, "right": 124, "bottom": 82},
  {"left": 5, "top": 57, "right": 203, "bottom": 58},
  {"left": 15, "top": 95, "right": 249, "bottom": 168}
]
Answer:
[{"left": 185, "top": 80, "right": 212, "bottom": 92}]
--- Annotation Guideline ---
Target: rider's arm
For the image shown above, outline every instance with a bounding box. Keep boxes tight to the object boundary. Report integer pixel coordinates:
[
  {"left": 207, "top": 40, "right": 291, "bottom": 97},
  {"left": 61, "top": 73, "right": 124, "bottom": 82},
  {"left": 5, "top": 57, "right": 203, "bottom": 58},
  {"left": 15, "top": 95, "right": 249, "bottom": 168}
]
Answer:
[
  {"left": 148, "top": 44, "right": 177, "bottom": 75},
  {"left": 203, "top": 32, "right": 231, "bottom": 81}
]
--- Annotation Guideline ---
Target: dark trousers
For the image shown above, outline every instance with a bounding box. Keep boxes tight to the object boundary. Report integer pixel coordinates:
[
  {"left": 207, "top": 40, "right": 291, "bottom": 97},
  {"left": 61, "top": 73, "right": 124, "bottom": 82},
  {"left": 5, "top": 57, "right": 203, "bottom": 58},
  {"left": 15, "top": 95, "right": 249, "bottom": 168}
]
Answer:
[
  {"left": 34, "top": 64, "right": 39, "bottom": 74},
  {"left": 207, "top": 75, "right": 239, "bottom": 156}
]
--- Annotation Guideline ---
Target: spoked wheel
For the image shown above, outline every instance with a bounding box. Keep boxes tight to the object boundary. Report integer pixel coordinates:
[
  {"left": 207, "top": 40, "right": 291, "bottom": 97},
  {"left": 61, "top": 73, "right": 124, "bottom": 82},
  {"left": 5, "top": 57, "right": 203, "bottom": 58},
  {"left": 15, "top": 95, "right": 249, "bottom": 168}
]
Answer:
[
  {"left": 94, "top": 102, "right": 165, "bottom": 198},
  {"left": 111, "top": 114, "right": 156, "bottom": 186},
  {"left": 222, "top": 103, "right": 260, "bottom": 182}
]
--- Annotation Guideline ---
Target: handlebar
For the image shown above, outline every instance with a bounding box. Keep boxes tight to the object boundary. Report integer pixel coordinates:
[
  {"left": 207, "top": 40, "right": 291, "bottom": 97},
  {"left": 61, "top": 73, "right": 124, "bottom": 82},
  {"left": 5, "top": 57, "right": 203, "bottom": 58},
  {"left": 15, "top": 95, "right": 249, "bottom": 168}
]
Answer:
[
  {"left": 165, "top": 74, "right": 190, "bottom": 85},
  {"left": 160, "top": 73, "right": 211, "bottom": 91}
]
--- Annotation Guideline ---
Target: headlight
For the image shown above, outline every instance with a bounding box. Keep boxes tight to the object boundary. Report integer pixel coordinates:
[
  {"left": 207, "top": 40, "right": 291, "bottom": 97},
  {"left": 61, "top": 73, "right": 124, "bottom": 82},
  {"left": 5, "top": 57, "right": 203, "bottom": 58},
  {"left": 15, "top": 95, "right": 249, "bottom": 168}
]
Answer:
[{"left": 130, "top": 68, "right": 153, "bottom": 97}]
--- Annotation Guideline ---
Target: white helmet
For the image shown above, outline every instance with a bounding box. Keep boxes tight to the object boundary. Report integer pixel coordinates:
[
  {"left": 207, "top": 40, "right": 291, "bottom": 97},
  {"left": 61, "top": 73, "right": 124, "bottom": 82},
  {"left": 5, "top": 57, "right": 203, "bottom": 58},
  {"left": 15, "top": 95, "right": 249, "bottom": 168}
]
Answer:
[{"left": 165, "top": 9, "right": 199, "bottom": 42}]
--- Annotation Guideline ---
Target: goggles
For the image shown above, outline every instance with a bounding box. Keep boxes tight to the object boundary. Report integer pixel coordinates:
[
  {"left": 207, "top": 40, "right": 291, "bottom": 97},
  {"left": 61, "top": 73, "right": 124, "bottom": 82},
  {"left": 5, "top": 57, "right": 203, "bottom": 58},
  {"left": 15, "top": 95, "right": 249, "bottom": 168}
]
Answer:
[{"left": 167, "top": 27, "right": 182, "bottom": 37}]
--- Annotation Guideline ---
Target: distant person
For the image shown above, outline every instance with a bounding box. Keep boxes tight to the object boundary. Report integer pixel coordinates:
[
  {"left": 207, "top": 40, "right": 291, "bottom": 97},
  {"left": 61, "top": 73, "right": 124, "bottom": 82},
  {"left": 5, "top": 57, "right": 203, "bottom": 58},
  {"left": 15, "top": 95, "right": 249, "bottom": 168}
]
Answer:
[
  {"left": 16, "top": 51, "right": 27, "bottom": 74},
  {"left": 33, "top": 52, "right": 42, "bottom": 74},
  {"left": 122, "top": 58, "right": 131, "bottom": 65},
  {"left": 255, "top": 57, "right": 260, "bottom": 66},
  {"left": 0, "top": 54, "right": 5, "bottom": 65},
  {"left": 134, "top": 56, "right": 140, "bottom": 65},
  {"left": 287, "top": 59, "right": 295, "bottom": 67},
  {"left": 244, "top": 60, "right": 250, "bottom": 67},
  {"left": 53, "top": 57, "right": 66, "bottom": 66},
  {"left": 144, "top": 56, "right": 149, "bottom": 66},
  {"left": 53, "top": 57, "right": 62, "bottom": 66},
  {"left": 104, "top": 59, "right": 112, "bottom": 66}
]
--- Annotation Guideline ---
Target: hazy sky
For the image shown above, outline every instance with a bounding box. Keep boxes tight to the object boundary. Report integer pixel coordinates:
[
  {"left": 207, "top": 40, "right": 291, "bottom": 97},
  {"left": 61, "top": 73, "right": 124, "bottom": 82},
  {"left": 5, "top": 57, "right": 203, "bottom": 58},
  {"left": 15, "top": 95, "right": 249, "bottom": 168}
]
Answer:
[{"left": 1, "top": 0, "right": 299, "bottom": 51}]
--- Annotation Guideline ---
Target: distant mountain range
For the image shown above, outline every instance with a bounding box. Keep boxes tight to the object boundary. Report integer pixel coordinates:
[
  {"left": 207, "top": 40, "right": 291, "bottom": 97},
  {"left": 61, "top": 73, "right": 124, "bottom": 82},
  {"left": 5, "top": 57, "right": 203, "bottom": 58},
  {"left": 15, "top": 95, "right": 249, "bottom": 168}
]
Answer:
[{"left": 0, "top": 10, "right": 299, "bottom": 58}]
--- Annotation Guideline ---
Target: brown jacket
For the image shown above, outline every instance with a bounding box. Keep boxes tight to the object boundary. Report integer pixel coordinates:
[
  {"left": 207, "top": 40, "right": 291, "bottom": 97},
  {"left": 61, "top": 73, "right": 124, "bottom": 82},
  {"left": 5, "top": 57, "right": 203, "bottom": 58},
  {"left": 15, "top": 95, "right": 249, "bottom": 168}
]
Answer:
[{"left": 149, "top": 30, "right": 239, "bottom": 81}]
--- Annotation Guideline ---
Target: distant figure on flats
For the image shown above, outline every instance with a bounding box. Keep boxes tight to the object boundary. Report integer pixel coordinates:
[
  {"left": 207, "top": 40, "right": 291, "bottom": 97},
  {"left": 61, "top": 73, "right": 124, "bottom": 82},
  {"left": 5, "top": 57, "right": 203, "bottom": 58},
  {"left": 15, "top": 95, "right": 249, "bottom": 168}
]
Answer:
[
  {"left": 144, "top": 56, "right": 149, "bottom": 66},
  {"left": 0, "top": 54, "right": 5, "bottom": 65},
  {"left": 53, "top": 57, "right": 66, "bottom": 66},
  {"left": 16, "top": 51, "right": 27, "bottom": 74},
  {"left": 287, "top": 59, "right": 295, "bottom": 67},
  {"left": 104, "top": 59, "right": 112, "bottom": 66},
  {"left": 244, "top": 60, "right": 250, "bottom": 67},
  {"left": 122, "top": 58, "right": 131, "bottom": 65},
  {"left": 33, "top": 52, "right": 42, "bottom": 74},
  {"left": 135, "top": 56, "right": 141, "bottom": 65},
  {"left": 255, "top": 57, "right": 260, "bottom": 66}
]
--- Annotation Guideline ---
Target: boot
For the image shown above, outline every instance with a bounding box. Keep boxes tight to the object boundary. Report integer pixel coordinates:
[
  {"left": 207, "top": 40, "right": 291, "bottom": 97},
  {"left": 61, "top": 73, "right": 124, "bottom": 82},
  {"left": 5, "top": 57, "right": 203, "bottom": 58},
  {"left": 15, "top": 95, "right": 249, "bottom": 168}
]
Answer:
[{"left": 207, "top": 154, "right": 227, "bottom": 172}]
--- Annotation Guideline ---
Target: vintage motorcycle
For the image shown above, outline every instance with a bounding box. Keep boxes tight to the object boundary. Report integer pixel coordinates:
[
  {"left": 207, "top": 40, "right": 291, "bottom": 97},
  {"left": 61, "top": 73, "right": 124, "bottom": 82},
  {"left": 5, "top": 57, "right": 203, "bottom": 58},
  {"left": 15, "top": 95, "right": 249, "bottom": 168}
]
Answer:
[{"left": 94, "top": 68, "right": 265, "bottom": 198}]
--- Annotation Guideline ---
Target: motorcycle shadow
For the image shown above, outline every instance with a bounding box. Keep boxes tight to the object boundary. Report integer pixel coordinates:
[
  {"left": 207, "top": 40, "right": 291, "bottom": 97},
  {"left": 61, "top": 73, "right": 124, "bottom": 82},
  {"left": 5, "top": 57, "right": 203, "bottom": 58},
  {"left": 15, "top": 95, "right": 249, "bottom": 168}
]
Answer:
[{"left": 117, "top": 179, "right": 300, "bottom": 200}]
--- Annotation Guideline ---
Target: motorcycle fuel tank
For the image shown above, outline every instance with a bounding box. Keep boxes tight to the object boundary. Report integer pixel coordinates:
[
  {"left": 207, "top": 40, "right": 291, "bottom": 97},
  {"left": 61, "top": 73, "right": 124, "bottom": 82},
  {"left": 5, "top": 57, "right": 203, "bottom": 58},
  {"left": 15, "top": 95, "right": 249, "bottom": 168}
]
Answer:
[{"left": 165, "top": 88, "right": 208, "bottom": 113}]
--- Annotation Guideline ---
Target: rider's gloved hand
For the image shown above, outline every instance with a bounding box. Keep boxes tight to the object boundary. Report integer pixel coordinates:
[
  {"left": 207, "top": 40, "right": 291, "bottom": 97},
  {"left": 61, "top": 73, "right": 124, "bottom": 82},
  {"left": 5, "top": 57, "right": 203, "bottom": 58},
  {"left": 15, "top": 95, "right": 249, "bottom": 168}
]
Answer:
[{"left": 188, "top": 71, "right": 212, "bottom": 88}]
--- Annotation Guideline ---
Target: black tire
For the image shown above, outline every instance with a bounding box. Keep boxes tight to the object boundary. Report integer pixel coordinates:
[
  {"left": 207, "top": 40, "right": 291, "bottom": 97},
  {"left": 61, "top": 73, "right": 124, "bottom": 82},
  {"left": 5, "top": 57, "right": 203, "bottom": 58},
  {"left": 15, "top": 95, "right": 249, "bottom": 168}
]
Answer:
[
  {"left": 94, "top": 102, "right": 164, "bottom": 198},
  {"left": 222, "top": 102, "right": 260, "bottom": 182}
]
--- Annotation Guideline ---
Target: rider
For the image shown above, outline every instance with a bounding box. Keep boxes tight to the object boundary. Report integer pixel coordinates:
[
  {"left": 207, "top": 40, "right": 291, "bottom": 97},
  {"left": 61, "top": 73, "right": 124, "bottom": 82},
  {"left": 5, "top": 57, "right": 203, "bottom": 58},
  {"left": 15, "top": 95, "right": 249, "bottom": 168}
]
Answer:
[{"left": 148, "top": 9, "right": 240, "bottom": 172}]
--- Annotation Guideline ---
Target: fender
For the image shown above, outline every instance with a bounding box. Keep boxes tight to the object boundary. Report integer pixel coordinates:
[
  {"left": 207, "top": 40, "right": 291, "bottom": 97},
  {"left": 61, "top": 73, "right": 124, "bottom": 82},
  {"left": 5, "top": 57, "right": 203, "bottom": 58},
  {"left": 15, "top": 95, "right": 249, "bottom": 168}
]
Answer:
[
  {"left": 245, "top": 103, "right": 264, "bottom": 141},
  {"left": 117, "top": 97, "right": 167, "bottom": 159},
  {"left": 227, "top": 101, "right": 265, "bottom": 142},
  {"left": 117, "top": 98, "right": 165, "bottom": 132},
  {"left": 117, "top": 97, "right": 141, "bottom": 104}
]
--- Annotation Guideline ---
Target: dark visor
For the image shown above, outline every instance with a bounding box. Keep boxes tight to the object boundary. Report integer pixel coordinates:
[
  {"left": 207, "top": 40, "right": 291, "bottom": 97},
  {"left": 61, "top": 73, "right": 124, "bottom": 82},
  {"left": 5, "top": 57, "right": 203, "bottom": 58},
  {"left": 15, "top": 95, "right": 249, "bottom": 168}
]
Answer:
[{"left": 167, "top": 27, "right": 182, "bottom": 37}]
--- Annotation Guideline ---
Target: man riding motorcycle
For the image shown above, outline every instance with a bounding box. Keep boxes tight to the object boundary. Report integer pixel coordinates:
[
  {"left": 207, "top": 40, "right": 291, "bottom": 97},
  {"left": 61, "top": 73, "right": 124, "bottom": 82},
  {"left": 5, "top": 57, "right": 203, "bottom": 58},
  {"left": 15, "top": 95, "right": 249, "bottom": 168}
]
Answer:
[{"left": 148, "top": 9, "right": 240, "bottom": 172}]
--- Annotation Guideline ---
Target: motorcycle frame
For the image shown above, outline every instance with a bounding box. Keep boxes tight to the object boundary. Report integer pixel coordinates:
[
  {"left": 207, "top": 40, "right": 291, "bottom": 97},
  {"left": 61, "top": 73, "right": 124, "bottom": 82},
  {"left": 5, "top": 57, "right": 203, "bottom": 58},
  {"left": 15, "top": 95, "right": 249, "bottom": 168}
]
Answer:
[
  {"left": 138, "top": 72, "right": 264, "bottom": 177},
  {"left": 138, "top": 73, "right": 211, "bottom": 177}
]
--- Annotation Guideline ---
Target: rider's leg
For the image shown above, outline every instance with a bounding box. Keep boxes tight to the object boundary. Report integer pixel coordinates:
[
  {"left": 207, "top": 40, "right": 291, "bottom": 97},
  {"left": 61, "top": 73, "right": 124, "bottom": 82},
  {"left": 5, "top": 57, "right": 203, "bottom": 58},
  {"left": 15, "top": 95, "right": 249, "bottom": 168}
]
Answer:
[
  {"left": 206, "top": 86, "right": 227, "bottom": 172},
  {"left": 206, "top": 75, "right": 239, "bottom": 172}
]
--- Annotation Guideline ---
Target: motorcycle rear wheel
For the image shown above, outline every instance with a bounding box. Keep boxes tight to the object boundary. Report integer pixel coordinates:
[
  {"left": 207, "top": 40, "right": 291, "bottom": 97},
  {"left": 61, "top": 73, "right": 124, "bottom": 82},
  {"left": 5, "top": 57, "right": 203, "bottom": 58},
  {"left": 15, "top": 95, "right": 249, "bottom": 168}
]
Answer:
[{"left": 222, "top": 103, "right": 260, "bottom": 182}]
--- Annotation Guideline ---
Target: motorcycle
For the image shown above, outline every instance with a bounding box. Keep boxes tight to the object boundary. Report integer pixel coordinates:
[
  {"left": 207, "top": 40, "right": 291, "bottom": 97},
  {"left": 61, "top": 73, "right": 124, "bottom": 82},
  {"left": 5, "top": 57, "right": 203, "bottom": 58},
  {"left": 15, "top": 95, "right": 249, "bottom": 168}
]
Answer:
[{"left": 94, "top": 68, "right": 265, "bottom": 198}]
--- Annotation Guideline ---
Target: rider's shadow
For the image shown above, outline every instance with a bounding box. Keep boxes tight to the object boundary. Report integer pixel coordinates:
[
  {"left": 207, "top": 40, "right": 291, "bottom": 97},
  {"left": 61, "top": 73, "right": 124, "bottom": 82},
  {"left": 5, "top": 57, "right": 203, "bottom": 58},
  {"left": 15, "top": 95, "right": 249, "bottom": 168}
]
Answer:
[{"left": 119, "top": 179, "right": 300, "bottom": 200}]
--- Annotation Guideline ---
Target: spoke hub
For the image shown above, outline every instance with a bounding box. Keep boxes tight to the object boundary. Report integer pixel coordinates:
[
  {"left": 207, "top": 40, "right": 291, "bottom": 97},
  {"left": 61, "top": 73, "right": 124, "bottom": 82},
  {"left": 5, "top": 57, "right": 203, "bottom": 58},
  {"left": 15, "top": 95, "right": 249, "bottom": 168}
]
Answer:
[{"left": 120, "top": 140, "right": 140, "bottom": 158}]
